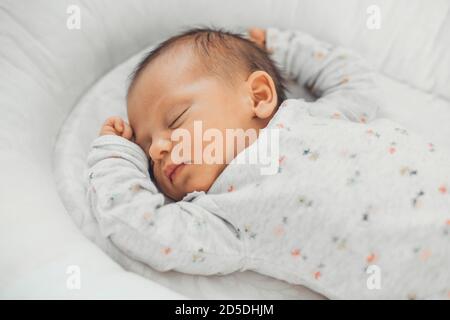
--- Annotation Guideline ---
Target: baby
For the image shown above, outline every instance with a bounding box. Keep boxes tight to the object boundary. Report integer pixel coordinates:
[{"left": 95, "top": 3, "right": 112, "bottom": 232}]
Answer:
[{"left": 87, "top": 27, "right": 450, "bottom": 299}]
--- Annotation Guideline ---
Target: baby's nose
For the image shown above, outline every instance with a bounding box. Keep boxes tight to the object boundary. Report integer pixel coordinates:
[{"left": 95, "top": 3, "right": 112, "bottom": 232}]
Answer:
[{"left": 148, "top": 137, "right": 172, "bottom": 161}]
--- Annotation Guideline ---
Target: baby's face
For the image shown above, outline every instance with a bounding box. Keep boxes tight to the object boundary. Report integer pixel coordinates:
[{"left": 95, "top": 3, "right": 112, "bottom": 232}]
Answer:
[{"left": 127, "top": 49, "right": 274, "bottom": 200}]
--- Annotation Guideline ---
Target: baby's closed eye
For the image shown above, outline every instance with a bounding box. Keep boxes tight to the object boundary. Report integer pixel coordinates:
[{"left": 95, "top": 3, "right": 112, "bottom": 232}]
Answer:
[{"left": 168, "top": 106, "right": 190, "bottom": 129}]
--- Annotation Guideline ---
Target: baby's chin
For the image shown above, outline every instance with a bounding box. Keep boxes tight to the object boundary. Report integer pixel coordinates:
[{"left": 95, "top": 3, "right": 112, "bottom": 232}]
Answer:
[
  {"left": 171, "top": 176, "right": 215, "bottom": 201},
  {"left": 162, "top": 180, "right": 210, "bottom": 201}
]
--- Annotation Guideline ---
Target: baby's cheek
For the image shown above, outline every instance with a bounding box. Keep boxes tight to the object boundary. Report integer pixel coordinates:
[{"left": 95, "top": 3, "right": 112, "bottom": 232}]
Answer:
[
  {"left": 153, "top": 170, "right": 171, "bottom": 196},
  {"left": 184, "top": 167, "right": 209, "bottom": 193}
]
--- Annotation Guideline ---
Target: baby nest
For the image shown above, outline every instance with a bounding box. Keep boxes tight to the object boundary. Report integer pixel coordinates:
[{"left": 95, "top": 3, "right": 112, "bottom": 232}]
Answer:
[{"left": 2, "top": 0, "right": 449, "bottom": 298}]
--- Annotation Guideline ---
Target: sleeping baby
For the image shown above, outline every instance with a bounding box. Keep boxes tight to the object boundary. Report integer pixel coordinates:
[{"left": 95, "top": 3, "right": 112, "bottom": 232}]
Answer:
[{"left": 86, "top": 27, "right": 450, "bottom": 299}]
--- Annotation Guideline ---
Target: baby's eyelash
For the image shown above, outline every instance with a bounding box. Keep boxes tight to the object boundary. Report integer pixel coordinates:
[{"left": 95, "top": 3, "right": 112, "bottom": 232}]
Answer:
[{"left": 169, "top": 106, "right": 190, "bottom": 128}]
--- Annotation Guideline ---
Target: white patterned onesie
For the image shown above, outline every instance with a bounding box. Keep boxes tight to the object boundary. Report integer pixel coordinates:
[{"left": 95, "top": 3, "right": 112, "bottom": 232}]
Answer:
[{"left": 85, "top": 28, "right": 450, "bottom": 299}]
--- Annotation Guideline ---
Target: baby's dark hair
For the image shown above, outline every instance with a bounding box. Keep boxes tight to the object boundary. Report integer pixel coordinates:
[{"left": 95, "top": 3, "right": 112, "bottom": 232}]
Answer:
[{"left": 127, "top": 26, "right": 288, "bottom": 107}]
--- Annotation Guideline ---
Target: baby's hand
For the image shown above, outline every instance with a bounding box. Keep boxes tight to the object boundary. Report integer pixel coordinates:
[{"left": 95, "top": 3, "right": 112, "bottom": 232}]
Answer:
[
  {"left": 248, "top": 27, "right": 267, "bottom": 50},
  {"left": 99, "top": 116, "right": 134, "bottom": 141}
]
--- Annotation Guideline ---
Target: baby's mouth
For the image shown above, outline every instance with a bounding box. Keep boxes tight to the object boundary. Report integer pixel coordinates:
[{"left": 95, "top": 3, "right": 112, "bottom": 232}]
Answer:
[
  {"left": 164, "top": 161, "right": 191, "bottom": 184},
  {"left": 169, "top": 164, "right": 184, "bottom": 183}
]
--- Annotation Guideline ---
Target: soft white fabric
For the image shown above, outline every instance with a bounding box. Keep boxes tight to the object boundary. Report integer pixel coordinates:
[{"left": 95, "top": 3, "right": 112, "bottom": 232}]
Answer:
[{"left": 1, "top": 0, "right": 449, "bottom": 298}]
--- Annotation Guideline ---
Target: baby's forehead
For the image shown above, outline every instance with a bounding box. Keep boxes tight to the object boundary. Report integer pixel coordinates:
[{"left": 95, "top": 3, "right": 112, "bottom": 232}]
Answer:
[
  {"left": 128, "top": 39, "right": 244, "bottom": 118},
  {"left": 147, "top": 50, "right": 209, "bottom": 88},
  {"left": 131, "top": 50, "right": 235, "bottom": 102},
  {"left": 151, "top": 40, "right": 243, "bottom": 84},
  {"left": 128, "top": 60, "right": 211, "bottom": 122}
]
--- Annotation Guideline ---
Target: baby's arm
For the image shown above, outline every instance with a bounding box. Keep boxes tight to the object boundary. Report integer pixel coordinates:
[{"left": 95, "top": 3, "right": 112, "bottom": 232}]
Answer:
[
  {"left": 85, "top": 123, "right": 245, "bottom": 275},
  {"left": 265, "top": 28, "right": 384, "bottom": 123}
]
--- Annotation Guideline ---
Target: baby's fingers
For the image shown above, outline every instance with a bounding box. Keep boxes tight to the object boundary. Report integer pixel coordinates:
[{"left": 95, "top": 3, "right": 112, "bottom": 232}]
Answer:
[
  {"left": 99, "top": 116, "right": 125, "bottom": 136},
  {"left": 103, "top": 116, "right": 123, "bottom": 131},
  {"left": 248, "top": 28, "right": 266, "bottom": 48},
  {"left": 113, "top": 117, "right": 124, "bottom": 133},
  {"left": 100, "top": 116, "right": 134, "bottom": 140},
  {"left": 121, "top": 122, "right": 133, "bottom": 140}
]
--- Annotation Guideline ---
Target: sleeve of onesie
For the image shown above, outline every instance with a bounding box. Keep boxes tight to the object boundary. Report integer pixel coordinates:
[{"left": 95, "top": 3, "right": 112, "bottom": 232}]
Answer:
[
  {"left": 85, "top": 134, "right": 245, "bottom": 275},
  {"left": 265, "top": 27, "right": 385, "bottom": 123}
]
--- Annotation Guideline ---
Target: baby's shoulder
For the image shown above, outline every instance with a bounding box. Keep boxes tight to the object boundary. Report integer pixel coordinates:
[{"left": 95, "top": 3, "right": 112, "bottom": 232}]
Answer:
[
  {"left": 279, "top": 98, "right": 310, "bottom": 112},
  {"left": 267, "top": 98, "right": 310, "bottom": 127}
]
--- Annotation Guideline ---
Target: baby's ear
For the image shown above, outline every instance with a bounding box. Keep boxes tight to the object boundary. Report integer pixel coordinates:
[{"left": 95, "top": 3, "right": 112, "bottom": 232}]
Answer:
[{"left": 247, "top": 70, "right": 278, "bottom": 119}]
